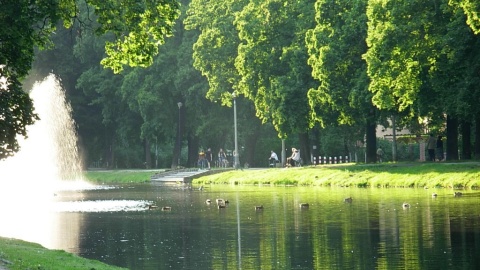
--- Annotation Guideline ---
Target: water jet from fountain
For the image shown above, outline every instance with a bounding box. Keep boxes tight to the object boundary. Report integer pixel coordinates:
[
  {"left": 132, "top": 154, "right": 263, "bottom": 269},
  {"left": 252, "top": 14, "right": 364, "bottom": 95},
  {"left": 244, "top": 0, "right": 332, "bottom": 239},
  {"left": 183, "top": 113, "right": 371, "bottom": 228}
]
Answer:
[{"left": 0, "top": 74, "right": 90, "bottom": 199}]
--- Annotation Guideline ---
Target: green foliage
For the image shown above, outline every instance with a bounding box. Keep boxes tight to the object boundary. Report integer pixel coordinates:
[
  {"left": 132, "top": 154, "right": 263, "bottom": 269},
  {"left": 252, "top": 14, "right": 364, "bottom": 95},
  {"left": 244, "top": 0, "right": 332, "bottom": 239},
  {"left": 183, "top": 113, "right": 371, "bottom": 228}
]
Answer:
[
  {"left": 233, "top": 0, "right": 316, "bottom": 137},
  {"left": 450, "top": 0, "right": 480, "bottom": 34},
  {"left": 364, "top": 0, "right": 428, "bottom": 113},
  {"left": 306, "top": 0, "right": 370, "bottom": 124},
  {"left": 90, "top": 0, "right": 180, "bottom": 73},
  {"left": 0, "top": 74, "right": 38, "bottom": 159},
  {"left": 184, "top": 0, "right": 243, "bottom": 104}
]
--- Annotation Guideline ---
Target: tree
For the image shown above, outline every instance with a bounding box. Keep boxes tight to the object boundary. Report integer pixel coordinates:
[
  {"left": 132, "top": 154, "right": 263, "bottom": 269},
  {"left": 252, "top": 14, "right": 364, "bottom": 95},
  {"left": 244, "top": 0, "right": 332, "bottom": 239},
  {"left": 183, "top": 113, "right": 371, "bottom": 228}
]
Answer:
[
  {"left": 306, "top": 0, "right": 378, "bottom": 162},
  {"left": 233, "top": 0, "right": 317, "bottom": 161},
  {"left": 0, "top": 0, "right": 179, "bottom": 160}
]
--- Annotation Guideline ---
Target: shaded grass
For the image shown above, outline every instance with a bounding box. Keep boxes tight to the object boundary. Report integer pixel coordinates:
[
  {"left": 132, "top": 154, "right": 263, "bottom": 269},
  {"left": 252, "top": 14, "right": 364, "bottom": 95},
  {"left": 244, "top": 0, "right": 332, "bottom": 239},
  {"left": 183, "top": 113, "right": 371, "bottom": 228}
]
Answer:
[
  {"left": 0, "top": 237, "right": 126, "bottom": 270},
  {"left": 84, "top": 170, "right": 156, "bottom": 184}
]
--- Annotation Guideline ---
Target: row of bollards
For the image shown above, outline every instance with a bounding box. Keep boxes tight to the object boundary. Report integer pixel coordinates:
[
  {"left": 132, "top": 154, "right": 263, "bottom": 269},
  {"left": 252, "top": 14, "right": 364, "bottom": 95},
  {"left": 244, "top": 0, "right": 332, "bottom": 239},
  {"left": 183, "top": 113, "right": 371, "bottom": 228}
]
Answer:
[{"left": 313, "top": 156, "right": 349, "bottom": 165}]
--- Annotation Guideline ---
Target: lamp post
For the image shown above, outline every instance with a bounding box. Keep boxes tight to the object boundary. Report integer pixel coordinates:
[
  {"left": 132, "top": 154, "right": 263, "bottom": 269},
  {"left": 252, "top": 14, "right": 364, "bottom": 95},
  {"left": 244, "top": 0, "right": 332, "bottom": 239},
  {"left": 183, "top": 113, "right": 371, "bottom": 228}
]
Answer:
[
  {"left": 177, "top": 101, "right": 182, "bottom": 167},
  {"left": 232, "top": 93, "right": 240, "bottom": 169}
]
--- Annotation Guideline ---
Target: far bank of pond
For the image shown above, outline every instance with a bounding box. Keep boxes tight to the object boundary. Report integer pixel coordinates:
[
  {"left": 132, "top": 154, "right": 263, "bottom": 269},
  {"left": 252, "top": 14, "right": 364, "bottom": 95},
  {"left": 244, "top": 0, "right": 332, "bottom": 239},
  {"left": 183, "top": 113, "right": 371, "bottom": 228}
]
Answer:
[{"left": 85, "top": 162, "right": 480, "bottom": 189}]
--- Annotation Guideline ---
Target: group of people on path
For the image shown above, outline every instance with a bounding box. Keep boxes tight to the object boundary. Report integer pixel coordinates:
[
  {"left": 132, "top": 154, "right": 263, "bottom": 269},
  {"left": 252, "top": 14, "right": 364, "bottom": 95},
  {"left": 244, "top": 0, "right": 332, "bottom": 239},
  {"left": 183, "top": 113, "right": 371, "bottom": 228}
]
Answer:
[
  {"left": 198, "top": 148, "right": 229, "bottom": 169},
  {"left": 269, "top": 147, "right": 302, "bottom": 167}
]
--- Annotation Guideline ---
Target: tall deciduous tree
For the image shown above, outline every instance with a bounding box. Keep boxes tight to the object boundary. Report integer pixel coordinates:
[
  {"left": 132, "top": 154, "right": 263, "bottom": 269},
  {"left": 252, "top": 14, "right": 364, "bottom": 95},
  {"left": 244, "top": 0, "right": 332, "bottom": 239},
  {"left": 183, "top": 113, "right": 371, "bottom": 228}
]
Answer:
[
  {"left": 184, "top": 0, "right": 244, "bottom": 103},
  {"left": 306, "top": 0, "right": 378, "bottom": 162},
  {"left": 233, "top": 0, "right": 316, "bottom": 160}
]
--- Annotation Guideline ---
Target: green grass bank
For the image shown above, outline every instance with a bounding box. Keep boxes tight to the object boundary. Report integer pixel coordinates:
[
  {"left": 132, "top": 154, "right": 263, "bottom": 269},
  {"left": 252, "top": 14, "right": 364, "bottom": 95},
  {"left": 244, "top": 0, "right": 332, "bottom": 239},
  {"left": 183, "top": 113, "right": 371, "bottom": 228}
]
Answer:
[
  {"left": 84, "top": 169, "right": 156, "bottom": 184},
  {"left": 0, "top": 237, "right": 126, "bottom": 270},
  {"left": 84, "top": 162, "right": 480, "bottom": 189}
]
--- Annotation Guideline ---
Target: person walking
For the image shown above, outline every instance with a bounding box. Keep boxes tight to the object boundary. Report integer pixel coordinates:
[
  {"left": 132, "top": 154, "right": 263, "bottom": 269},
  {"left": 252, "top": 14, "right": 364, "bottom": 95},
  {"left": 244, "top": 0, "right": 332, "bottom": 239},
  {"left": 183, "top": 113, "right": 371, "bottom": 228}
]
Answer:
[
  {"left": 218, "top": 148, "right": 227, "bottom": 167},
  {"left": 376, "top": 147, "right": 384, "bottom": 163},
  {"left": 426, "top": 134, "right": 436, "bottom": 161},
  {"left": 205, "top": 148, "right": 213, "bottom": 169}
]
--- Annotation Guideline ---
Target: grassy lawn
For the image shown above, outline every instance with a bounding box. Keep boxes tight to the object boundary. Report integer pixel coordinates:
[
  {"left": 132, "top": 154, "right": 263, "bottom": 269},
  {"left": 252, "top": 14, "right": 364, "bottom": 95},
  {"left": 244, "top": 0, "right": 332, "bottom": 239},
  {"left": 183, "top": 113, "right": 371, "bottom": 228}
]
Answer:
[
  {"left": 84, "top": 169, "right": 158, "bottom": 184},
  {"left": 84, "top": 162, "right": 480, "bottom": 189},
  {"left": 0, "top": 237, "right": 126, "bottom": 270},
  {"left": 191, "top": 162, "right": 480, "bottom": 189}
]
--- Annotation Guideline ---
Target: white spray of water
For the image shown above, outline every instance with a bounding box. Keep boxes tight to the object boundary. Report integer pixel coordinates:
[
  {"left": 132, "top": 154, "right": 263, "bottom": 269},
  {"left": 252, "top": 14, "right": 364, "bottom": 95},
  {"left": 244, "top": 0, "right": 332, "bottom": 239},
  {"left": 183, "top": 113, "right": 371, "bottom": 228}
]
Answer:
[
  {"left": 0, "top": 75, "right": 89, "bottom": 247},
  {"left": 0, "top": 75, "right": 89, "bottom": 193},
  {"left": 0, "top": 75, "right": 147, "bottom": 248}
]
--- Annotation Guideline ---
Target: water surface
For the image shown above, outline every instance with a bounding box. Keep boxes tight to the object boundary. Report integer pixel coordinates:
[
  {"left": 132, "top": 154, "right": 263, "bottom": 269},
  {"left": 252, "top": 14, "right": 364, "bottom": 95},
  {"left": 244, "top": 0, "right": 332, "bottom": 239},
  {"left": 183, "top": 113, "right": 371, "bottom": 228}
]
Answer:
[{"left": 1, "top": 184, "right": 479, "bottom": 270}]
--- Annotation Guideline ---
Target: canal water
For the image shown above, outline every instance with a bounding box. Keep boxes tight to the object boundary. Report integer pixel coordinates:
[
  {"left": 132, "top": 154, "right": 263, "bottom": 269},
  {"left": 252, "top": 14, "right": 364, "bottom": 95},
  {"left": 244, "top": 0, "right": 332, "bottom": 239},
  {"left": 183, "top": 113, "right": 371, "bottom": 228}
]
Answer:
[
  {"left": 0, "top": 184, "right": 480, "bottom": 269},
  {"left": 1, "top": 183, "right": 479, "bottom": 270}
]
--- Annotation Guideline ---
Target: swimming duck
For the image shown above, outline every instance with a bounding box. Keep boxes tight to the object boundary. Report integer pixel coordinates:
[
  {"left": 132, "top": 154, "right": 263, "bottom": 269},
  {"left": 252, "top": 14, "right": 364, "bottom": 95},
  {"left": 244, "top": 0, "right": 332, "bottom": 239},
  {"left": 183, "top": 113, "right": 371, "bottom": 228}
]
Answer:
[
  {"left": 205, "top": 199, "right": 212, "bottom": 204},
  {"left": 255, "top": 205, "right": 264, "bottom": 211},
  {"left": 161, "top": 206, "right": 172, "bottom": 211},
  {"left": 344, "top": 197, "right": 353, "bottom": 203},
  {"left": 299, "top": 203, "right": 309, "bottom": 209},
  {"left": 148, "top": 205, "right": 158, "bottom": 210},
  {"left": 402, "top": 202, "right": 410, "bottom": 209},
  {"left": 432, "top": 193, "right": 438, "bottom": 198},
  {"left": 454, "top": 192, "right": 463, "bottom": 197}
]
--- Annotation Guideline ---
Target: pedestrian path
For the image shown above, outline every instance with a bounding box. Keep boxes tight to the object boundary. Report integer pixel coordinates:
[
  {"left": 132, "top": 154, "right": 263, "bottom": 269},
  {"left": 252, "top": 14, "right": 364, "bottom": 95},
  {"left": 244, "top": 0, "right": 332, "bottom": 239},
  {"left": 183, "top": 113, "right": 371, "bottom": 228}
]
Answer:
[{"left": 151, "top": 168, "right": 230, "bottom": 183}]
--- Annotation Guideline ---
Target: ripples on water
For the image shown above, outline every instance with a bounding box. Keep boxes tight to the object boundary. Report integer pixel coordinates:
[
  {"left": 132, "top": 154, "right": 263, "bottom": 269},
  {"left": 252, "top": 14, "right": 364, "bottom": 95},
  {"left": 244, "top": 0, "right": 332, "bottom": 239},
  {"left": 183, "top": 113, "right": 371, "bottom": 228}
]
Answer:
[{"left": 39, "top": 185, "right": 480, "bottom": 270}]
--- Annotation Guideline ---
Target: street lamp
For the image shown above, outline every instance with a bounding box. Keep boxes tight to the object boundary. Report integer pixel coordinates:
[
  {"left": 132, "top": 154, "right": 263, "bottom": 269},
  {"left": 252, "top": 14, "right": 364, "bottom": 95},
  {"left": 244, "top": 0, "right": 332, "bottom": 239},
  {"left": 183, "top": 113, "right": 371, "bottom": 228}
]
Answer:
[
  {"left": 177, "top": 102, "right": 182, "bottom": 167},
  {"left": 232, "top": 93, "right": 240, "bottom": 169}
]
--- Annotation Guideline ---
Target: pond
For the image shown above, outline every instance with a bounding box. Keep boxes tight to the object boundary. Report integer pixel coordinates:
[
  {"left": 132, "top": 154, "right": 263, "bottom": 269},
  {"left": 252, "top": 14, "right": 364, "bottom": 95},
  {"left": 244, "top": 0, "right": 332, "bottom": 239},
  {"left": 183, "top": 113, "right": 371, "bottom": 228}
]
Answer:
[{"left": 1, "top": 183, "right": 479, "bottom": 270}]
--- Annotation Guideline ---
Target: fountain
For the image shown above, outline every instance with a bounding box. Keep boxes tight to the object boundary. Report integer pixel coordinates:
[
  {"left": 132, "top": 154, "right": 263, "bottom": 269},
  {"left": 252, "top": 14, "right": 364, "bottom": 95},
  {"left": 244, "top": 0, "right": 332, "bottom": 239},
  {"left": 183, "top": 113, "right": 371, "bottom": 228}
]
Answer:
[
  {"left": 0, "top": 74, "right": 87, "bottom": 247},
  {"left": 0, "top": 74, "right": 87, "bottom": 195},
  {"left": 0, "top": 75, "right": 151, "bottom": 249}
]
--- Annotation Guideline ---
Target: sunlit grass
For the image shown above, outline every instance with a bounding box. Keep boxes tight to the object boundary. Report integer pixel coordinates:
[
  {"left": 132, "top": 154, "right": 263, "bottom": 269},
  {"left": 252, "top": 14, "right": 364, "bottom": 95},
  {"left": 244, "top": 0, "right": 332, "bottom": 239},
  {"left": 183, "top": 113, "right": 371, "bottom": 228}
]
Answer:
[
  {"left": 0, "top": 237, "right": 126, "bottom": 270},
  {"left": 82, "top": 163, "right": 480, "bottom": 189},
  {"left": 193, "top": 162, "right": 480, "bottom": 189}
]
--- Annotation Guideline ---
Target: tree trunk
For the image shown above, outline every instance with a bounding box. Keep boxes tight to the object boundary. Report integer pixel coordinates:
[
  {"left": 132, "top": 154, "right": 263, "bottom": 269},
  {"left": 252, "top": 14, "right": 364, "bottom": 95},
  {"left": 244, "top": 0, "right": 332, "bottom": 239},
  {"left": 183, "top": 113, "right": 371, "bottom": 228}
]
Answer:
[
  {"left": 391, "top": 114, "right": 397, "bottom": 162},
  {"left": 171, "top": 104, "right": 183, "bottom": 168},
  {"left": 244, "top": 128, "right": 260, "bottom": 167},
  {"left": 104, "top": 124, "right": 115, "bottom": 169},
  {"left": 298, "top": 132, "right": 310, "bottom": 165},
  {"left": 446, "top": 115, "right": 458, "bottom": 161},
  {"left": 461, "top": 120, "right": 471, "bottom": 160},
  {"left": 365, "top": 119, "right": 377, "bottom": 163},
  {"left": 312, "top": 126, "right": 321, "bottom": 164},
  {"left": 475, "top": 115, "right": 480, "bottom": 158},
  {"left": 144, "top": 138, "right": 151, "bottom": 168},
  {"left": 187, "top": 132, "right": 199, "bottom": 168}
]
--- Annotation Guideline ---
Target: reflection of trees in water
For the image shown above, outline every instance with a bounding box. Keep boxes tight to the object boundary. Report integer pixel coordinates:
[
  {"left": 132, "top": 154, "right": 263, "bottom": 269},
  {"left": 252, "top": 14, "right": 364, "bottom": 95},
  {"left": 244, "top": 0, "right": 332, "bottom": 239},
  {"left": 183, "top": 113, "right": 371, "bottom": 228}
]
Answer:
[{"left": 72, "top": 186, "right": 480, "bottom": 269}]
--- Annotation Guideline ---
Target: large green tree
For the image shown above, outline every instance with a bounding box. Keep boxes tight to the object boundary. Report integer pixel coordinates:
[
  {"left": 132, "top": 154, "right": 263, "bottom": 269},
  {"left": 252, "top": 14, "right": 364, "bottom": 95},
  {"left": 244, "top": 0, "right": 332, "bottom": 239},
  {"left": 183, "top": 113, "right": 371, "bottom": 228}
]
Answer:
[
  {"left": 234, "top": 0, "right": 316, "bottom": 137},
  {"left": 0, "top": 0, "right": 179, "bottom": 160},
  {"left": 306, "top": 0, "right": 378, "bottom": 162}
]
